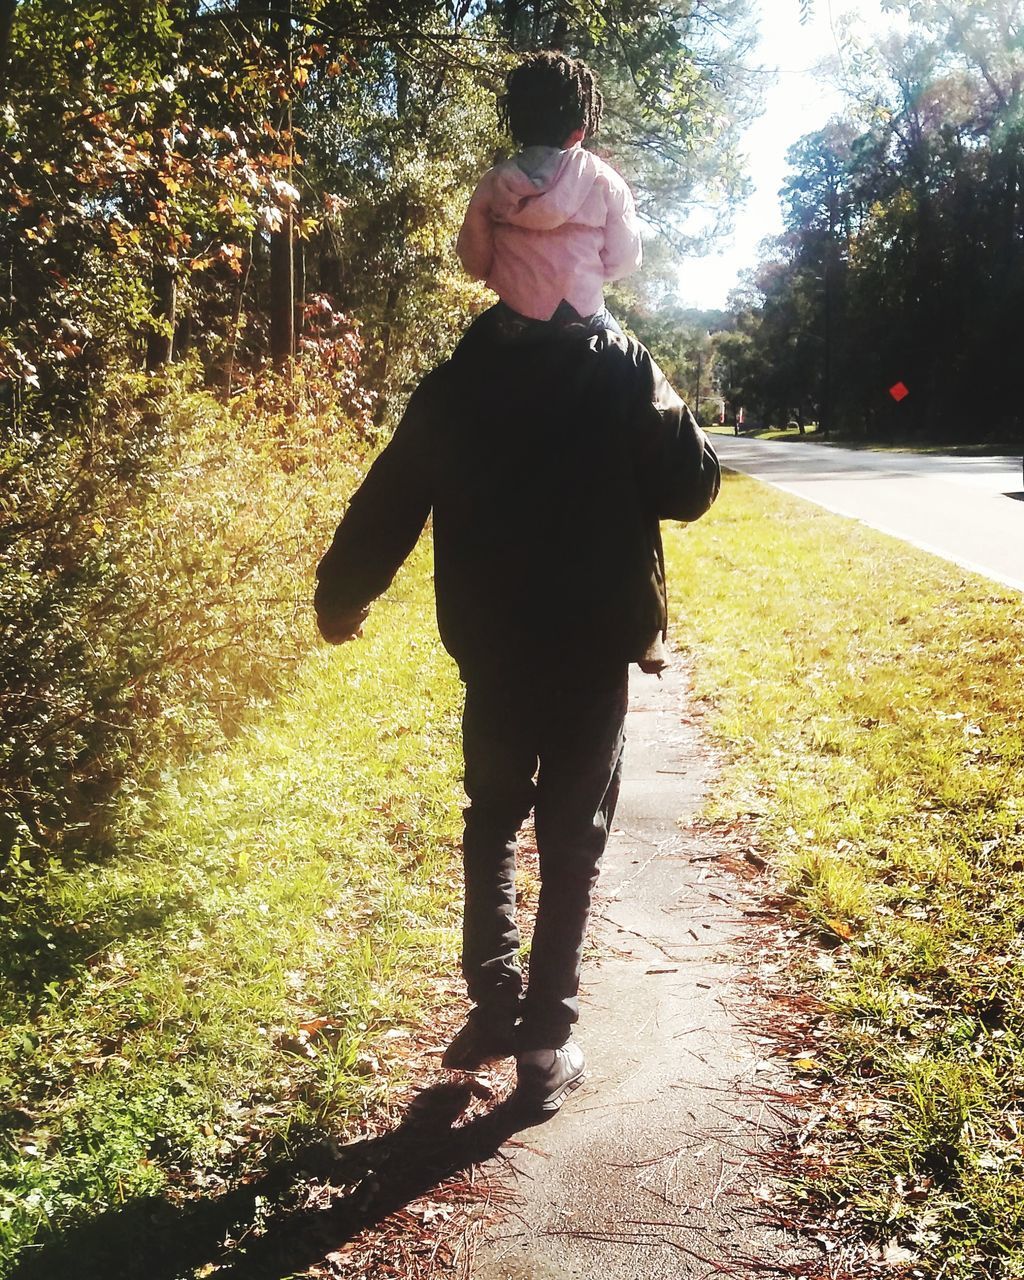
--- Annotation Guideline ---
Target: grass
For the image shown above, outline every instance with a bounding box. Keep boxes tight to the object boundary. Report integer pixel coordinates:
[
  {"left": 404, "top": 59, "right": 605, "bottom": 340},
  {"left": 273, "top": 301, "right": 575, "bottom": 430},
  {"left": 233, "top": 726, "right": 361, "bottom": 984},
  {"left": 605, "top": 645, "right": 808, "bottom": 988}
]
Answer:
[
  {"left": 706, "top": 422, "right": 1021, "bottom": 456},
  {"left": 809, "top": 438, "right": 1022, "bottom": 457},
  {"left": 706, "top": 423, "right": 823, "bottom": 442},
  {"left": 0, "top": 539, "right": 468, "bottom": 1276},
  {"left": 663, "top": 473, "right": 1024, "bottom": 1279}
]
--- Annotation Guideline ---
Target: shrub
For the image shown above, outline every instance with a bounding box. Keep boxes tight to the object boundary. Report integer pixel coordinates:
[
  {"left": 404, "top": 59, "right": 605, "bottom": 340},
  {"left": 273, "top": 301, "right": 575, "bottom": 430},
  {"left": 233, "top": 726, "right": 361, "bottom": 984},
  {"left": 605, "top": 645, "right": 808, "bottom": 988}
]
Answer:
[{"left": 0, "top": 341, "right": 371, "bottom": 861}]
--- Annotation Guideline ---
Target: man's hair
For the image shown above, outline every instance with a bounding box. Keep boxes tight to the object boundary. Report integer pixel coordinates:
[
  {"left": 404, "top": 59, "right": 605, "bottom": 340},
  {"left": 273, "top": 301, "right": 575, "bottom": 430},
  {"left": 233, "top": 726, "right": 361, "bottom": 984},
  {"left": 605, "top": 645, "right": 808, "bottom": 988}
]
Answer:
[{"left": 498, "top": 51, "right": 603, "bottom": 149}]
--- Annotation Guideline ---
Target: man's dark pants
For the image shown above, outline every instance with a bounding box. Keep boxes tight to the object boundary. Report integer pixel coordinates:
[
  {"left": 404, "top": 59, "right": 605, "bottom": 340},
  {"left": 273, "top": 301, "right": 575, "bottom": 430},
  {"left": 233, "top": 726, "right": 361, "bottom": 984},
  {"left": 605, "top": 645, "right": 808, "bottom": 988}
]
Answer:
[{"left": 460, "top": 666, "right": 628, "bottom": 1051}]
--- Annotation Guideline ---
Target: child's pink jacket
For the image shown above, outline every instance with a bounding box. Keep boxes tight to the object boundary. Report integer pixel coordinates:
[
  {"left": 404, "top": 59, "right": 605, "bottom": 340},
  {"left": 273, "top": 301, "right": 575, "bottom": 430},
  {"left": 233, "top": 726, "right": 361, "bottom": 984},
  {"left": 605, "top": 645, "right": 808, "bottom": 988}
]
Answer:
[{"left": 456, "top": 144, "right": 642, "bottom": 321}]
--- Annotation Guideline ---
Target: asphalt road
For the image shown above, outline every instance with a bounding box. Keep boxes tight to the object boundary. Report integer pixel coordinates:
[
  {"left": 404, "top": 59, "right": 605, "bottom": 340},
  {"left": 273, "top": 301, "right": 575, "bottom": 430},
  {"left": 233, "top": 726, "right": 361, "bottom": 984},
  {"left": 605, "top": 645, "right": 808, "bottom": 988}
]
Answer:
[{"left": 711, "top": 435, "right": 1024, "bottom": 593}]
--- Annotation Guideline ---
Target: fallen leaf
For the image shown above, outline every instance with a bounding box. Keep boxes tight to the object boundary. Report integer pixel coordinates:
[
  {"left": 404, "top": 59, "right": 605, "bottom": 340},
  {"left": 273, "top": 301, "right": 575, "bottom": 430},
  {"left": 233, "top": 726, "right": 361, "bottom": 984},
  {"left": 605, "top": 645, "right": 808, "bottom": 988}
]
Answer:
[{"left": 882, "top": 1240, "right": 917, "bottom": 1264}]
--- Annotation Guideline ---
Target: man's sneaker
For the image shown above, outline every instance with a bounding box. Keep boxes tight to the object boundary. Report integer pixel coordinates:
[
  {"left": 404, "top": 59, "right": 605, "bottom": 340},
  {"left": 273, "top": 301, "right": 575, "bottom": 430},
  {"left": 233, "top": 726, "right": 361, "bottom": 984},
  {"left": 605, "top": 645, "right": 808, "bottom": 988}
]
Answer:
[
  {"left": 512, "top": 1039, "right": 586, "bottom": 1113},
  {"left": 441, "top": 1015, "right": 517, "bottom": 1071}
]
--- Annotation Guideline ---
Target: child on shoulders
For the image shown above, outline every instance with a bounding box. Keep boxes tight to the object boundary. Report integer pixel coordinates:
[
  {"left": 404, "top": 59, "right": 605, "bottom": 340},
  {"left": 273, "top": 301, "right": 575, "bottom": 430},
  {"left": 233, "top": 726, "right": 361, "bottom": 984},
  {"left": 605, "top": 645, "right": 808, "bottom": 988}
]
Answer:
[{"left": 456, "top": 51, "right": 642, "bottom": 328}]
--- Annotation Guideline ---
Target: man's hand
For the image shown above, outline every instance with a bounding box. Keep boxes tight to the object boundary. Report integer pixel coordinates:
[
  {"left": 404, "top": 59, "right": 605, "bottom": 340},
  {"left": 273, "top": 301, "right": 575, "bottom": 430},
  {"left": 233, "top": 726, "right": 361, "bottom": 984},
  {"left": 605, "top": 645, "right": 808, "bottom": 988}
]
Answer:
[{"left": 316, "top": 604, "right": 370, "bottom": 645}]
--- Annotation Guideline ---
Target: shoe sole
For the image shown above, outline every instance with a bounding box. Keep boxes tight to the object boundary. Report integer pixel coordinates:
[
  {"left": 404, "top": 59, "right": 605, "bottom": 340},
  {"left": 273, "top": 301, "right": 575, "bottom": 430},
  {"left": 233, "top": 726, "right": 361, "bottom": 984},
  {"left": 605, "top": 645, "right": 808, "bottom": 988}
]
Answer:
[{"left": 513, "top": 1068, "right": 587, "bottom": 1115}]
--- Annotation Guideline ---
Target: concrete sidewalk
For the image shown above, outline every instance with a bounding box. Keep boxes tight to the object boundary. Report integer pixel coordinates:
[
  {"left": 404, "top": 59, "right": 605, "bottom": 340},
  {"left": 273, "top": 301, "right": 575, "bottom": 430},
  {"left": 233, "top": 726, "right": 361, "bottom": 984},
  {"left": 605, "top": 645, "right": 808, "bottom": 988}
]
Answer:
[{"left": 469, "top": 667, "right": 811, "bottom": 1279}]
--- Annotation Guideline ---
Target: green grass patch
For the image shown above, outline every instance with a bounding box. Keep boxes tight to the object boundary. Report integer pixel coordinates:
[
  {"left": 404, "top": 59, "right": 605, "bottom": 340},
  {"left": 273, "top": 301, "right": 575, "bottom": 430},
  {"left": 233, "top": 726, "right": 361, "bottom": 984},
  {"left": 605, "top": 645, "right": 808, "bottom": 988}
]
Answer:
[
  {"left": 706, "top": 423, "right": 822, "bottom": 442},
  {"left": 0, "top": 540, "right": 467, "bottom": 1274},
  {"left": 664, "top": 474, "right": 1024, "bottom": 1278},
  {"left": 705, "top": 425, "right": 1020, "bottom": 456},
  {"left": 810, "top": 438, "right": 1020, "bottom": 457},
  {"left": 710, "top": 426, "right": 1021, "bottom": 457}
]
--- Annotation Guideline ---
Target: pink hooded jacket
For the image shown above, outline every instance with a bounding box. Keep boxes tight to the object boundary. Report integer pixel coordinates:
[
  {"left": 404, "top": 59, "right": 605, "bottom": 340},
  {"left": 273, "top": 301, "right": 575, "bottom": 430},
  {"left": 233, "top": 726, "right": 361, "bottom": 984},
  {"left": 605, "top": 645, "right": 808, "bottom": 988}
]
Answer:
[{"left": 456, "top": 144, "right": 643, "bottom": 321}]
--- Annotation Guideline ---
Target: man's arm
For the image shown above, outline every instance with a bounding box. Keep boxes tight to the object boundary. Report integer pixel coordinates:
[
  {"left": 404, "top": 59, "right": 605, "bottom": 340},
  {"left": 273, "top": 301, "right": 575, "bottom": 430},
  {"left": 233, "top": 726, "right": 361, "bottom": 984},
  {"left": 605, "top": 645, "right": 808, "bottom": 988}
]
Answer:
[
  {"left": 630, "top": 346, "right": 721, "bottom": 522},
  {"left": 314, "top": 383, "right": 434, "bottom": 643}
]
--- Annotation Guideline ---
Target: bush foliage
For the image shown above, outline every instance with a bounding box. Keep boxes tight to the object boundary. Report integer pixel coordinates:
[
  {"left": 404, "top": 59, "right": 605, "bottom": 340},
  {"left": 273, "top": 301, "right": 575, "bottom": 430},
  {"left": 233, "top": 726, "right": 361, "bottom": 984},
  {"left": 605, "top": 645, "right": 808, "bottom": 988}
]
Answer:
[{"left": 0, "top": 352, "right": 369, "bottom": 860}]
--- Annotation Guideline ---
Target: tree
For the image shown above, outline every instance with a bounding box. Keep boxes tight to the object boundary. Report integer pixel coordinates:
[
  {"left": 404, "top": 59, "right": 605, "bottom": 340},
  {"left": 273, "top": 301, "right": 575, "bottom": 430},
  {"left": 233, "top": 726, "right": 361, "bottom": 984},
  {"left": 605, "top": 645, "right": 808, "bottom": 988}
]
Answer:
[{"left": 727, "top": 0, "right": 1024, "bottom": 443}]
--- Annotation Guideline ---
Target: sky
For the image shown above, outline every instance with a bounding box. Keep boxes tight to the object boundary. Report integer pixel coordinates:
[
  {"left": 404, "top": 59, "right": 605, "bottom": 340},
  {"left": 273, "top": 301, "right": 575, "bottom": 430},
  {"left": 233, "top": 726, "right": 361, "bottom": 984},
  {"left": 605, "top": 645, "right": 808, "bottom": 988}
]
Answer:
[{"left": 677, "top": 0, "right": 900, "bottom": 309}]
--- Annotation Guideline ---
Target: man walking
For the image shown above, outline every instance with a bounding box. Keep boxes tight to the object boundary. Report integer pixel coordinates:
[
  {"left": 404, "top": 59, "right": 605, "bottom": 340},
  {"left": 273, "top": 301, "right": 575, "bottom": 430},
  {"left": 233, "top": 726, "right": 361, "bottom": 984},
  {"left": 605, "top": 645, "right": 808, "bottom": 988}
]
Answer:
[{"left": 314, "top": 303, "right": 719, "bottom": 1113}]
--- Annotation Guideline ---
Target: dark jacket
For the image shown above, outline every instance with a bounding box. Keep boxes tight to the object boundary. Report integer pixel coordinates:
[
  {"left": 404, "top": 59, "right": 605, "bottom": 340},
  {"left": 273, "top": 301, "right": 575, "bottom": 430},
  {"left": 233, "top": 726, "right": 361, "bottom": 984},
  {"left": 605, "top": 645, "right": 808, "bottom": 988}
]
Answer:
[{"left": 314, "top": 307, "right": 720, "bottom": 682}]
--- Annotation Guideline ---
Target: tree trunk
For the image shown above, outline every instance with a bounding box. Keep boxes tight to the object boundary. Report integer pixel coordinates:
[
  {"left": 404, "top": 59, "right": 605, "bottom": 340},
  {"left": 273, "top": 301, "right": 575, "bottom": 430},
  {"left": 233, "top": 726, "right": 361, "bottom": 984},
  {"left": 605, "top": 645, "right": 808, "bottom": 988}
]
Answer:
[
  {"left": 293, "top": 233, "right": 305, "bottom": 348},
  {"left": 0, "top": 0, "right": 16, "bottom": 90},
  {"left": 173, "top": 310, "right": 192, "bottom": 358},
  {"left": 821, "top": 182, "right": 836, "bottom": 436},
  {"left": 269, "top": 212, "right": 294, "bottom": 368},
  {"left": 317, "top": 226, "right": 342, "bottom": 302},
  {"left": 220, "top": 240, "right": 252, "bottom": 399},
  {"left": 145, "top": 262, "right": 176, "bottom": 372},
  {"left": 268, "top": 0, "right": 295, "bottom": 369}
]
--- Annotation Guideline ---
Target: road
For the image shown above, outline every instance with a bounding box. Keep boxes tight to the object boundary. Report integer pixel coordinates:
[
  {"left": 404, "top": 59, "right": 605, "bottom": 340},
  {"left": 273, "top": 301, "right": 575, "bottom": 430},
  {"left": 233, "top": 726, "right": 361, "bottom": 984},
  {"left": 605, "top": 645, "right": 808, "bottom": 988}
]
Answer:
[{"left": 711, "top": 435, "right": 1024, "bottom": 593}]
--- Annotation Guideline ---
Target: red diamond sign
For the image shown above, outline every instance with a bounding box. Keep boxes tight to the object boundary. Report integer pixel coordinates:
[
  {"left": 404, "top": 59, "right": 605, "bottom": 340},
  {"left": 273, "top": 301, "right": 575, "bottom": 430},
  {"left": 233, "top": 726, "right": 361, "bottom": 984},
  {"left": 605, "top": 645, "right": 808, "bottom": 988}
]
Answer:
[{"left": 889, "top": 381, "right": 909, "bottom": 402}]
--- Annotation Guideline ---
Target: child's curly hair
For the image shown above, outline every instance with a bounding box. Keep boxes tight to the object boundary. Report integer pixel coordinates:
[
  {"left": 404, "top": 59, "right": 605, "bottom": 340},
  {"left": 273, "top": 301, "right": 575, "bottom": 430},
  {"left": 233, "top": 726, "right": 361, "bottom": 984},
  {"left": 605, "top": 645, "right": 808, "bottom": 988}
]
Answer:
[{"left": 498, "top": 51, "right": 603, "bottom": 149}]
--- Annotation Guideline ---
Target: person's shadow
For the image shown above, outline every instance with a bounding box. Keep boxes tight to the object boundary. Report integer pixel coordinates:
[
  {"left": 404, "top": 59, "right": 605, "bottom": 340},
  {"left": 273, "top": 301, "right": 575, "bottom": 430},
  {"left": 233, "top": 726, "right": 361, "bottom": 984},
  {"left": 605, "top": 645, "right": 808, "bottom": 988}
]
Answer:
[{"left": 12, "top": 1080, "right": 542, "bottom": 1280}]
